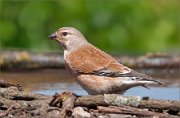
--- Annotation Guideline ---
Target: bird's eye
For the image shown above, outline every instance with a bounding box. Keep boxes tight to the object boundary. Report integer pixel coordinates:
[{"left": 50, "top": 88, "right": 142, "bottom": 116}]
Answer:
[{"left": 62, "top": 32, "right": 68, "bottom": 36}]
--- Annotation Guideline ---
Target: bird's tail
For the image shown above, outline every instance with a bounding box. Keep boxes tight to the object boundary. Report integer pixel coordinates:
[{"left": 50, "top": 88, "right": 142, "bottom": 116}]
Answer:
[
  {"left": 138, "top": 77, "right": 166, "bottom": 90},
  {"left": 127, "top": 77, "right": 166, "bottom": 90},
  {"left": 140, "top": 77, "right": 165, "bottom": 85},
  {"left": 123, "top": 70, "right": 165, "bottom": 86}
]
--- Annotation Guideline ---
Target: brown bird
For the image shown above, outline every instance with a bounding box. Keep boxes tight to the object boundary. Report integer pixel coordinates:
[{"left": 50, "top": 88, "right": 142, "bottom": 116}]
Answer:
[{"left": 48, "top": 27, "right": 162, "bottom": 95}]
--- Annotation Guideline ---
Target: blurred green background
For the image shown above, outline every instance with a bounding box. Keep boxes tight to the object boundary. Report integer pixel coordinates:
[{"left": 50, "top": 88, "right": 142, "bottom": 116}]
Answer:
[{"left": 0, "top": 0, "right": 179, "bottom": 54}]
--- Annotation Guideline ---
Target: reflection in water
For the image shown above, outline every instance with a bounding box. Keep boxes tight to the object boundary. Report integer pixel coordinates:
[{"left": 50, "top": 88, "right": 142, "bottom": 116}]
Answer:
[{"left": 0, "top": 69, "right": 179, "bottom": 100}]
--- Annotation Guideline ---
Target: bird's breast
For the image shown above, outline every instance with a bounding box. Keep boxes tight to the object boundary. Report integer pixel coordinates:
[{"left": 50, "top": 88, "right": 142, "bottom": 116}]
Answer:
[
  {"left": 64, "top": 50, "right": 69, "bottom": 60},
  {"left": 64, "top": 50, "right": 76, "bottom": 76}
]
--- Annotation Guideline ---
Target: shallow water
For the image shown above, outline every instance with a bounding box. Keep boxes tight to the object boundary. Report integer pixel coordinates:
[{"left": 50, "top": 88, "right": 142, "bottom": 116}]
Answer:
[{"left": 0, "top": 69, "right": 179, "bottom": 100}]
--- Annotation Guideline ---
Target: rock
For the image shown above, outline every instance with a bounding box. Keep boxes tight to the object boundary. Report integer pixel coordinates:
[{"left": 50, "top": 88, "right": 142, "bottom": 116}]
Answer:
[{"left": 73, "top": 107, "right": 91, "bottom": 118}]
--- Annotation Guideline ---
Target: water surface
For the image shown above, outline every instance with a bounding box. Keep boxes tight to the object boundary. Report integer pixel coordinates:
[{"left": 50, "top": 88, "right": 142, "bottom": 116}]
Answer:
[{"left": 0, "top": 69, "right": 179, "bottom": 100}]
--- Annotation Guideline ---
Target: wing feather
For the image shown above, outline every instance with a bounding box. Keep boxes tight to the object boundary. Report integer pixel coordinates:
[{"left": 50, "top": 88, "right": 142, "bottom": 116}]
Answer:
[{"left": 66, "top": 44, "right": 131, "bottom": 75}]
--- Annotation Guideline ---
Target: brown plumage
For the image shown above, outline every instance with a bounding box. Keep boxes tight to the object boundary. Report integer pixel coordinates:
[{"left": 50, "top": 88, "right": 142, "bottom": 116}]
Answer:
[
  {"left": 49, "top": 27, "right": 163, "bottom": 95},
  {"left": 65, "top": 44, "right": 131, "bottom": 74}
]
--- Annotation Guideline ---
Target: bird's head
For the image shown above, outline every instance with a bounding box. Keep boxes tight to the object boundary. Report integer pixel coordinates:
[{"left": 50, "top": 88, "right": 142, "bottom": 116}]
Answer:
[{"left": 48, "top": 27, "right": 88, "bottom": 50}]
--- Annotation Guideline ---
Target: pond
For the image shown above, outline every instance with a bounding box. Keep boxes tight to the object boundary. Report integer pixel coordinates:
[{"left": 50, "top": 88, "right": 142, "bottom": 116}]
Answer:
[{"left": 0, "top": 69, "right": 179, "bottom": 100}]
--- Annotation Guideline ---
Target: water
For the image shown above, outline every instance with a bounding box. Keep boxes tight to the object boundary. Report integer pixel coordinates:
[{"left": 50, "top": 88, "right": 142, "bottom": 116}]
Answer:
[{"left": 0, "top": 69, "right": 179, "bottom": 100}]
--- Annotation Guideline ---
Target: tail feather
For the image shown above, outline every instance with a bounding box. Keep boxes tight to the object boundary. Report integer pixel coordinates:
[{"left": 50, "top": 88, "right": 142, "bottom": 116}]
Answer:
[
  {"left": 141, "top": 84, "right": 151, "bottom": 90},
  {"left": 129, "top": 77, "right": 165, "bottom": 88},
  {"left": 139, "top": 78, "right": 167, "bottom": 90},
  {"left": 140, "top": 77, "right": 164, "bottom": 85},
  {"left": 129, "top": 70, "right": 165, "bottom": 86}
]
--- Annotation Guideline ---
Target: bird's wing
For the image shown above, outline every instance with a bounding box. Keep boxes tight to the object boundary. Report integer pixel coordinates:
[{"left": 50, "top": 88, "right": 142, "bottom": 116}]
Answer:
[
  {"left": 66, "top": 44, "right": 131, "bottom": 75},
  {"left": 66, "top": 44, "right": 163, "bottom": 85}
]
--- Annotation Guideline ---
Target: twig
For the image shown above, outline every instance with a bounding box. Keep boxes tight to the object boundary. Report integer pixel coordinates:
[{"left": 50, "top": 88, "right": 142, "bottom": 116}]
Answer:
[
  {"left": 75, "top": 94, "right": 180, "bottom": 113},
  {"left": 97, "top": 106, "right": 179, "bottom": 118}
]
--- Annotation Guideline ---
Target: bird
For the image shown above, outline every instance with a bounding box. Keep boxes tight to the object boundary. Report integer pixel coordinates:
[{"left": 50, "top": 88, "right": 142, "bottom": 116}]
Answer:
[{"left": 48, "top": 27, "right": 163, "bottom": 95}]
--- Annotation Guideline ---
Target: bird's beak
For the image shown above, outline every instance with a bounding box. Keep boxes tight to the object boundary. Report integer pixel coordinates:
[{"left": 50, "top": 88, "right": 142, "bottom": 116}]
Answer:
[{"left": 48, "top": 33, "right": 57, "bottom": 40}]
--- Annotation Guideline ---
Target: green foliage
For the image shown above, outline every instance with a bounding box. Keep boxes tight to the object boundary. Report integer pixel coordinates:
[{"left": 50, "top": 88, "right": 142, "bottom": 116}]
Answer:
[{"left": 0, "top": 0, "right": 179, "bottom": 54}]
